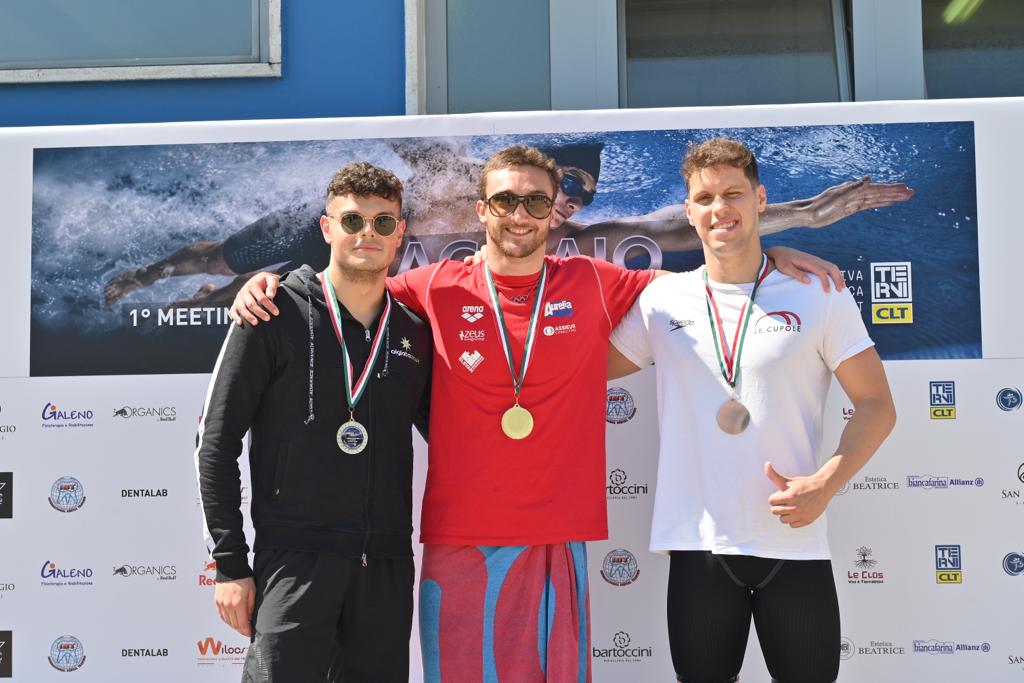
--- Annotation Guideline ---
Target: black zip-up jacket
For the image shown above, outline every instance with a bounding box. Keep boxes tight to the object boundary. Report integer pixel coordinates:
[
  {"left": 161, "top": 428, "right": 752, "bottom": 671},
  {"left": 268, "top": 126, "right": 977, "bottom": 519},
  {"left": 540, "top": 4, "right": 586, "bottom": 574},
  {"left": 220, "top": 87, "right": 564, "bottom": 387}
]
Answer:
[{"left": 195, "top": 265, "right": 431, "bottom": 581}]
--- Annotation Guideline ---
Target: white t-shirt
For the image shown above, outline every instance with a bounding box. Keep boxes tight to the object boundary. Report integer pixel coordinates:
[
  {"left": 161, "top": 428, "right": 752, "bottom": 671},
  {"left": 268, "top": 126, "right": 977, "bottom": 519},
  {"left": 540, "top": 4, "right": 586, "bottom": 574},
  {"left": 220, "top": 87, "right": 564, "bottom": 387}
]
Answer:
[{"left": 611, "top": 268, "right": 873, "bottom": 560}]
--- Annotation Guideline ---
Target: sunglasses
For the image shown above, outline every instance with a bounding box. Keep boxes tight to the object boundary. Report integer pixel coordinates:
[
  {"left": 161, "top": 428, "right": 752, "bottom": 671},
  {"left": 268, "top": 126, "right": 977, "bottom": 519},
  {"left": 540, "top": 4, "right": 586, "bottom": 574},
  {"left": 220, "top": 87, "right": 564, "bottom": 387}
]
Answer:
[
  {"left": 329, "top": 212, "right": 400, "bottom": 236},
  {"left": 560, "top": 173, "right": 595, "bottom": 205},
  {"left": 486, "top": 192, "right": 554, "bottom": 219}
]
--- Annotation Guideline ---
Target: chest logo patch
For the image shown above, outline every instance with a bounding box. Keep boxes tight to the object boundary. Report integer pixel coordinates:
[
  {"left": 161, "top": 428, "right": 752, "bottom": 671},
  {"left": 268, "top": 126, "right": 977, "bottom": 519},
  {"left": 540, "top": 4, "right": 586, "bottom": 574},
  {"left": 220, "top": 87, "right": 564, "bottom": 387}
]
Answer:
[
  {"left": 459, "top": 350, "right": 484, "bottom": 372},
  {"left": 754, "top": 311, "right": 802, "bottom": 334},
  {"left": 461, "top": 305, "right": 484, "bottom": 323},
  {"left": 544, "top": 300, "right": 574, "bottom": 318}
]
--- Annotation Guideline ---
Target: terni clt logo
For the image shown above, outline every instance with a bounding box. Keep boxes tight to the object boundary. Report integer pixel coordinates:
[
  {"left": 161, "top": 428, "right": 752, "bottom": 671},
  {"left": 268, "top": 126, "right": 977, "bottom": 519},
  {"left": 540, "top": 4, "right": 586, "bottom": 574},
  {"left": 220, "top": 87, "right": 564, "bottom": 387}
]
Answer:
[
  {"left": 929, "top": 381, "right": 956, "bottom": 420},
  {"left": 935, "top": 545, "right": 962, "bottom": 584},
  {"left": 870, "top": 262, "right": 913, "bottom": 324}
]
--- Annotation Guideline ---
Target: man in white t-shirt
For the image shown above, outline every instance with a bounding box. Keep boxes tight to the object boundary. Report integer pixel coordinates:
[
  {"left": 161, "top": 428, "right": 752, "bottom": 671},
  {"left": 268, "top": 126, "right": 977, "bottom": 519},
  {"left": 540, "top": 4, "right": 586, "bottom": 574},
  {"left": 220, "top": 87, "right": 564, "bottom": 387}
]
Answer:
[{"left": 609, "top": 137, "right": 897, "bottom": 683}]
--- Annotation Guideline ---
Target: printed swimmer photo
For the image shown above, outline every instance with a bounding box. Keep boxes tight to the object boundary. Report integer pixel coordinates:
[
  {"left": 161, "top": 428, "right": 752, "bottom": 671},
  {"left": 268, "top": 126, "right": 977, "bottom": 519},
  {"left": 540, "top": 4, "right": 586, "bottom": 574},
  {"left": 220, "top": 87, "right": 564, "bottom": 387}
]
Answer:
[{"left": 30, "top": 121, "right": 979, "bottom": 376}]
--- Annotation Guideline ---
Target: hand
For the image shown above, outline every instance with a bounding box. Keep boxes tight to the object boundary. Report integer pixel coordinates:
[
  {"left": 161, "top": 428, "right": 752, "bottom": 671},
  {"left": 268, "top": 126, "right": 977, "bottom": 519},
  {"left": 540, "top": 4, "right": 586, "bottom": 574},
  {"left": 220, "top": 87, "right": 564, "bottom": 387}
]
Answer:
[
  {"left": 229, "top": 272, "right": 281, "bottom": 326},
  {"left": 802, "top": 176, "right": 914, "bottom": 229},
  {"left": 214, "top": 577, "right": 256, "bottom": 637},
  {"left": 765, "top": 461, "right": 832, "bottom": 528},
  {"left": 462, "top": 243, "right": 488, "bottom": 266},
  {"left": 766, "top": 246, "right": 845, "bottom": 292}
]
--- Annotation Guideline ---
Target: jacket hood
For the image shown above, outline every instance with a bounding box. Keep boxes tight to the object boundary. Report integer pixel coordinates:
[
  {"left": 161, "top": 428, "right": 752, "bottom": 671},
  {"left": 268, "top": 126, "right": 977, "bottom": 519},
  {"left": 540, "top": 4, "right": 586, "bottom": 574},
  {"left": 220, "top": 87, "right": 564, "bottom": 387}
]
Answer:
[{"left": 281, "top": 264, "right": 327, "bottom": 306}]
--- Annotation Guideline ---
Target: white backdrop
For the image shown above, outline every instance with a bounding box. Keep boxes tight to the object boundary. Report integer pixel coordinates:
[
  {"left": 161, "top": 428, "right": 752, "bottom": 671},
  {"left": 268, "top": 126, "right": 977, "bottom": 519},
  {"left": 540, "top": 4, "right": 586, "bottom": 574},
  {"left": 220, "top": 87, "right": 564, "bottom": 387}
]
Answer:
[{"left": 1, "top": 98, "right": 1022, "bottom": 681}]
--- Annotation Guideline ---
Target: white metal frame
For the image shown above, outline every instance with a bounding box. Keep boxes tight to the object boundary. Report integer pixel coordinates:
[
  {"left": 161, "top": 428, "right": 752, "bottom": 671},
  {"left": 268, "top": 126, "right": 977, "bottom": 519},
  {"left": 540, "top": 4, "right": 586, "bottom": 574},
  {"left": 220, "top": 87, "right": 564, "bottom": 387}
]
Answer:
[{"left": 0, "top": 0, "right": 281, "bottom": 84}]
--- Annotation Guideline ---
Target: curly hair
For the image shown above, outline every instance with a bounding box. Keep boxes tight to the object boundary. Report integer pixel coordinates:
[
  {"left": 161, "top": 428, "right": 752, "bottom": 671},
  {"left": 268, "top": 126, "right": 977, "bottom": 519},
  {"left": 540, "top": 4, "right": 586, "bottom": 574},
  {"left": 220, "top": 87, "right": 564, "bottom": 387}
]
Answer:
[
  {"left": 326, "top": 161, "right": 403, "bottom": 210},
  {"left": 681, "top": 137, "right": 760, "bottom": 192},
  {"left": 478, "top": 145, "right": 561, "bottom": 199}
]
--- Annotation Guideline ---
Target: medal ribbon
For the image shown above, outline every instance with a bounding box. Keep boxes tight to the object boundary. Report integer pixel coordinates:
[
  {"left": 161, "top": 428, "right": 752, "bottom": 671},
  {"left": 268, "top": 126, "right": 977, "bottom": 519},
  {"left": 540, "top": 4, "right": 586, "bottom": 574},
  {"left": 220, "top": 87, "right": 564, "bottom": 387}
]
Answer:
[
  {"left": 483, "top": 262, "right": 548, "bottom": 401},
  {"left": 321, "top": 273, "right": 392, "bottom": 415},
  {"left": 704, "top": 254, "right": 769, "bottom": 390}
]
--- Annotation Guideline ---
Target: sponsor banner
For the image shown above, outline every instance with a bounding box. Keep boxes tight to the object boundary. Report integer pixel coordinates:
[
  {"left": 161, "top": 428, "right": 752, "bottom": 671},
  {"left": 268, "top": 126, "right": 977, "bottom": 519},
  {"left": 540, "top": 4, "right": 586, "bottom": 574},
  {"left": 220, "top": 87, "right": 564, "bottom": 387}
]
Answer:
[{"left": 0, "top": 473, "right": 10, "bottom": 519}]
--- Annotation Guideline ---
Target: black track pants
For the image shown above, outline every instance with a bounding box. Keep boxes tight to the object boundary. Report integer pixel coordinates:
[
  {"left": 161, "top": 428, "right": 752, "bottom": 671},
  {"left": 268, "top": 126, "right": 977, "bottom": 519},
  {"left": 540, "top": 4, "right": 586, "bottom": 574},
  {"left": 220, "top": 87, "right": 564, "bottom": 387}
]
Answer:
[{"left": 242, "top": 549, "right": 414, "bottom": 682}]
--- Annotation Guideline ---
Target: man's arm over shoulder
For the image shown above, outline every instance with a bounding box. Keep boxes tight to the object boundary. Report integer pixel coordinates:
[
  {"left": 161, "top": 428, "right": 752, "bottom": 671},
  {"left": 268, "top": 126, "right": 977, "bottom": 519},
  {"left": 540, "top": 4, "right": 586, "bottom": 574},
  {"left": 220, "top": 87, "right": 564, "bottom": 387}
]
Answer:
[
  {"left": 195, "top": 320, "right": 279, "bottom": 582},
  {"left": 386, "top": 261, "right": 446, "bottom": 321}
]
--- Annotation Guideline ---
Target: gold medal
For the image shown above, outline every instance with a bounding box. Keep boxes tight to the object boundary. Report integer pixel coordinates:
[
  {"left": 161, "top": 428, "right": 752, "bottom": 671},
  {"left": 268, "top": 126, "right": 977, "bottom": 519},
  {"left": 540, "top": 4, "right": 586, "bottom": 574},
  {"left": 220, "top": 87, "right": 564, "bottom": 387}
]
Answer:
[
  {"left": 716, "top": 398, "right": 751, "bottom": 435},
  {"left": 501, "top": 404, "right": 534, "bottom": 439}
]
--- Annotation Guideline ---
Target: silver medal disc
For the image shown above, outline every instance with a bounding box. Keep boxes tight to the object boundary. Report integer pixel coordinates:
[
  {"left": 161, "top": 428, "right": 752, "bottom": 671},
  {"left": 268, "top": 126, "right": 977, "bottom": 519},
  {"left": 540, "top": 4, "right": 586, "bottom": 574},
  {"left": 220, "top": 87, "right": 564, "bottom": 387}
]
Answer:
[
  {"left": 337, "top": 420, "right": 369, "bottom": 454},
  {"left": 716, "top": 398, "right": 751, "bottom": 435}
]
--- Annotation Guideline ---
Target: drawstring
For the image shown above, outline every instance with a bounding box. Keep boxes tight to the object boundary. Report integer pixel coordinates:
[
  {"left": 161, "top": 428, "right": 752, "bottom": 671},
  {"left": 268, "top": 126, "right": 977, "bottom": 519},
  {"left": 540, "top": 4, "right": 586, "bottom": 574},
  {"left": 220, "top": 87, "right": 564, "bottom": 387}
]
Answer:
[{"left": 304, "top": 295, "right": 316, "bottom": 424}]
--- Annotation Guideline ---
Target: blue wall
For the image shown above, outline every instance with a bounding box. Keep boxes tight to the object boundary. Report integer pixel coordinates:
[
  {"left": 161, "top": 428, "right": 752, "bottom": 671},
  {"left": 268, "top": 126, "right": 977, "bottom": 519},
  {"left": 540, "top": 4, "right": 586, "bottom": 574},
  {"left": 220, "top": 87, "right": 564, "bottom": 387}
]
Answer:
[{"left": 0, "top": 1, "right": 406, "bottom": 127}]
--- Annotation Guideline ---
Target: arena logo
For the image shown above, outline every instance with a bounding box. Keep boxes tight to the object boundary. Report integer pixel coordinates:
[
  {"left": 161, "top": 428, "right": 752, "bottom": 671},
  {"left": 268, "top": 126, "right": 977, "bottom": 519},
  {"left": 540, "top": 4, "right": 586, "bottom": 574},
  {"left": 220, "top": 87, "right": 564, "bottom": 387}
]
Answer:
[
  {"left": 913, "top": 639, "right": 990, "bottom": 655},
  {"left": 48, "top": 476, "right": 86, "bottom": 513},
  {"left": 460, "top": 305, "right": 484, "bottom": 323},
  {"left": 929, "top": 381, "right": 956, "bottom": 420},
  {"left": 848, "top": 546, "right": 885, "bottom": 584},
  {"left": 839, "top": 637, "right": 855, "bottom": 661},
  {"left": 543, "top": 299, "right": 574, "bottom": 318},
  {"left": 112, "top": 564, "right": 177, "bottom": 581},
  {"left": 122, "top": 488, "right": 169, "bottom": 499},
  {"left": 592, "top": 631, "right": 653, "bottom": 663},
  {"left": 753, "top": 310, "right": 802, "bottom": 334},
  {"left": 196, "top": 637, "right": 247, "bottom": 666},
  {"left": 606, "top": 469, "right": 649, "bottom": 500},
  {"left": 122, "top": 647, "right": 169, "bottom": 658},
  {"left": 0, "top": 473, "right": 11, "bottom": 519},
  {"left": 112, "top": 405, "right": 177, "bottom": 422},
  {"left": 40, "top": 402, "right": 94, "bottom": 429},
  {"left": 1003, "top": 552, "right": 1024, "bottom": 577},
  {"left": 0, "top": 405, "right": 15, "bottom": 440},
  {"left": 0, "top": 630, "right": 10, "bottom": 678},
  {"left": 40, "top": 561, "right": 94, "bottom": 587},
  {"left": 600, "top": 549, "right": 640, "bottom": 586},
  {"left": 997, "top": 387, "right": 1022, "bottom": 412},
  {"left": 49, "top": 635, "right": 86, "bottom": 672},
  {"left": 605, "top": 387, "right": 636, "bottom": 424},
  {"left": 199, "top": 560, "right": 218, "bottom": 587},
  {"left": 907, "top": 474, "right": 984, "bottom": 490},
  {"left": 935, "top": 545, "right": 963, "bottom": 584},
  {"left": 857, "top": 639, "right": 905, "bottom": 656}
]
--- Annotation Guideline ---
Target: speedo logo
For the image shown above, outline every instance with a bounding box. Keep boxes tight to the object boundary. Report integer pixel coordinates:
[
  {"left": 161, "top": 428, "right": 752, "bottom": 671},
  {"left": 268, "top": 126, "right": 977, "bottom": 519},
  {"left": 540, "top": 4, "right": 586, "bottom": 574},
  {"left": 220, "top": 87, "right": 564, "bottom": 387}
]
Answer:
[
  {"left": 461, "top": 306, "right": 484, "bottom": 323},
  {"left": 544, "top": 300, "right": 573, "bottom": 318}
]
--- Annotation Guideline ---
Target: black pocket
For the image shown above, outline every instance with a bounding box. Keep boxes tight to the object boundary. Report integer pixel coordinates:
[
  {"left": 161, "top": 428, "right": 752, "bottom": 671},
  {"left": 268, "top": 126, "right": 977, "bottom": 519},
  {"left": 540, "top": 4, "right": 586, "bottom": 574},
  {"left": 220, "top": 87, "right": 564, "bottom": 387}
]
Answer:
[{"left": 270, "top": 440, "right": 289, "bottom": 502}]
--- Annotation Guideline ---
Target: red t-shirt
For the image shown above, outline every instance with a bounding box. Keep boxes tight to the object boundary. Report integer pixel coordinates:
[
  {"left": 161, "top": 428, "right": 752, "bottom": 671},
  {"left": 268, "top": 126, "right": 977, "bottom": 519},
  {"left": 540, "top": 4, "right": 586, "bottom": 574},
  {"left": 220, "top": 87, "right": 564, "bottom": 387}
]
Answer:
[{"left": 388, "top": 255, "right": 653, "bottom": 545}]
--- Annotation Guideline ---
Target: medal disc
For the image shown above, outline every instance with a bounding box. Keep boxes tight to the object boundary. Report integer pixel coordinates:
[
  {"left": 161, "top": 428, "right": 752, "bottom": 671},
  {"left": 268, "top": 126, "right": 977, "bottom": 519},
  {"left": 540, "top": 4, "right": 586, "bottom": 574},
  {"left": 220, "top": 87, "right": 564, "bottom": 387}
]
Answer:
[
  {"left": 716, "top": 399, "right": 750, "bottom": 435},
  {"left": 337, "top": 420, "right": 369, "bottom": 454},
  {"left": 501, "top": 404, "right": 534, "bottom": 440}
]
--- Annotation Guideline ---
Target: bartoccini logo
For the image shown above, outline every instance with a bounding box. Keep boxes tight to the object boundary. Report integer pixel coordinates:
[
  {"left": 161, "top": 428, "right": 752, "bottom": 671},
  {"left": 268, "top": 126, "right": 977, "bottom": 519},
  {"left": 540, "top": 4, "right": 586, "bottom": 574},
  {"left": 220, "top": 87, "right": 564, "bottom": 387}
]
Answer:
[
  {"left": 929, "top": 381, "right": 956, "bottom": 420},
  {"left": 754, "top": 311, "right": 802, "bottom": 333},
  {"left": 606, "top": 469, "right": 649, "bottom": 500},
  {"left": 49, "top": 477, "right": 86, "bottom": 512},
  {"left": 49, "top": 635, "right": 86, "bottom": 672},
  {"left": 935, "top": 545, "right": 963, "bottom": 584},
  {"left": 605, "top": 388, "right": 636, "bottom": 424},
  {"left": 112, "top": 405, "right": 177, "bottom": 422},
  {"left": 592, "top": 631, "right": 653, "bottom": 662},
  {"left": 870, "top": 261, "right": 913, "bottom": 324},
  {"left": 600, "top": 549, "right": 639, "bottom": 586}
]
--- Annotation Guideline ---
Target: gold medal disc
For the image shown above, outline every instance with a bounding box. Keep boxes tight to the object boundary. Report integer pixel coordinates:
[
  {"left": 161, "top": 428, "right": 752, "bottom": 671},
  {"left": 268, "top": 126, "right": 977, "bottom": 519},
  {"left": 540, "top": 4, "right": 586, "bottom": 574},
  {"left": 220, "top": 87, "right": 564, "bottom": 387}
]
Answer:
[
  {"left": 501, "top": 404, "right": 534, "bottom": 440},
  {"left": 716, "top": 398, "right": 751, "bottom": 435}
]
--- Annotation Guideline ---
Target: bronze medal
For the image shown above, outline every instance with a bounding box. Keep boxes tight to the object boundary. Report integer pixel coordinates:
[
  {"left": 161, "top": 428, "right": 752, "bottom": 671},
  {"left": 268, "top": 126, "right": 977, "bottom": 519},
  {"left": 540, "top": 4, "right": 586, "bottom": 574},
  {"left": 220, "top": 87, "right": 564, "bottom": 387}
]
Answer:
[{"left": 716, "top": 398, "right": 751, "bottom": 435}]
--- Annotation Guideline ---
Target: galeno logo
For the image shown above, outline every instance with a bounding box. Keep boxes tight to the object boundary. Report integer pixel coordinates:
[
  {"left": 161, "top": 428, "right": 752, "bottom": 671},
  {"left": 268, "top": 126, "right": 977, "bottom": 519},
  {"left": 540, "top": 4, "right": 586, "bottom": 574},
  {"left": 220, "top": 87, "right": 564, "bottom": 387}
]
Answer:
[
  {"left": 41, "top": 402, "right": 94, "bottom": 428},
  {"left": 606, "top": 469, "right": 648, "bottom": 499}
]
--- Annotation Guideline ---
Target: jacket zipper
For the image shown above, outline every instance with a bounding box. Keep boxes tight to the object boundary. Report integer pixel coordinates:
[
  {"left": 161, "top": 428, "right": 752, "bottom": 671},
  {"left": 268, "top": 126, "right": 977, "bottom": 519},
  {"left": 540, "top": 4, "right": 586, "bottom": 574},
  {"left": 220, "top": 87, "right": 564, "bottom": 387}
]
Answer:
[{"left": 361, "top": 325, "right": 374, "bottom": 568}]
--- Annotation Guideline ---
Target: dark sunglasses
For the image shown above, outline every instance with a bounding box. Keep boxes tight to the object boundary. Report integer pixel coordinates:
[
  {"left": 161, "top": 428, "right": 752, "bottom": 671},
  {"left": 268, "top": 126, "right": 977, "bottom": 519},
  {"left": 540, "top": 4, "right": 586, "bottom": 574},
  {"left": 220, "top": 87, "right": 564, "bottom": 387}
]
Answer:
[
  {"left": 329, "top": 212, "right": 400, "bottom": 236},
  {"left": 560, "top": 173, "right": 595, "bottom": 205},
  {"left": 486, "top": 192, "right": 554, "bottom": 219}
]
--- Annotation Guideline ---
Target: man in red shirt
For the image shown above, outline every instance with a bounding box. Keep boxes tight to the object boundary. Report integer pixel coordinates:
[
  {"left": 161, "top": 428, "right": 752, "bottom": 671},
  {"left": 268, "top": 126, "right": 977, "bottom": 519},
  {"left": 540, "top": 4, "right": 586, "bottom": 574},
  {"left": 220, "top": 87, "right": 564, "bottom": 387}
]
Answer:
[{"left": 230, "top": 146, "right": 838, "bottom": 682}]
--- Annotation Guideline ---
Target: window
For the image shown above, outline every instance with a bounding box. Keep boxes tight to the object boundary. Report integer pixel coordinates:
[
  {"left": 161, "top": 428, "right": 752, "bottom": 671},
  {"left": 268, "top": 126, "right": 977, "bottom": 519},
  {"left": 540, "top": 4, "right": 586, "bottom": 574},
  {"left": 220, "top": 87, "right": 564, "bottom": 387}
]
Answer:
[
  {"left": 922, "top": 0, "right": 1024, "bottom": 99},
  {"left": 0, "top": 0, "right": 280, "bottom": 83},
  {"left": 620, "top": 0, "right": 850, "bottom": 108}
]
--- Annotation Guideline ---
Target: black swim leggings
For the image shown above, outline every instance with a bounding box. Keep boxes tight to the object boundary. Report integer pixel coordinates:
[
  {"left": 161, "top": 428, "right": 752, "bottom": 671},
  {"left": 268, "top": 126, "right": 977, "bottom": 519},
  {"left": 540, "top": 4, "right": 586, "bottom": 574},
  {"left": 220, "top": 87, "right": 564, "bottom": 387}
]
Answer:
[{"left": 667, "top": 551, "right": 840, "bottom": 683}]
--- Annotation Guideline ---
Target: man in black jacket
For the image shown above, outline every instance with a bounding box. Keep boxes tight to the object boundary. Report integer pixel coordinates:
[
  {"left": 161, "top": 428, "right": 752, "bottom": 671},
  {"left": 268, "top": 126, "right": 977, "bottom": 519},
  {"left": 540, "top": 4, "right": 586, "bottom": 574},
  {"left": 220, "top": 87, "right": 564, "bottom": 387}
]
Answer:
[{"left": 195, "top": 162, "right": 432, "bottom": 682}]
